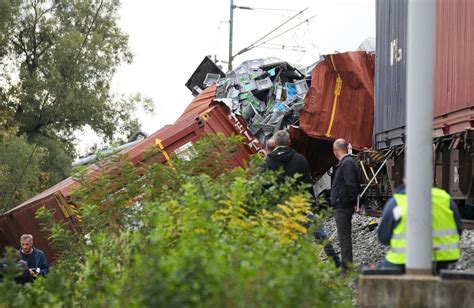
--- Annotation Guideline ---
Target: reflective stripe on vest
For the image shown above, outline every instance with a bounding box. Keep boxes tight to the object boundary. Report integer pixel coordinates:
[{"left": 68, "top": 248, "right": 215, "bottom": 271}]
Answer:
[
  {"left": 386, "top": 187, "right": 461, "bottom": 264},
  {"left": 391, "top": 229, "right": 459, "bottom": 240}
]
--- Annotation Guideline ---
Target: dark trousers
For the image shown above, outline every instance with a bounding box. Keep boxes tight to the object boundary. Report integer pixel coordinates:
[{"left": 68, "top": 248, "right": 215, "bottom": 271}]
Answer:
[
  {"left": 379, "top": 258, "right": 457, "bottom": 275},
  {"left": 333, "top": 207, "right": 354, "bottom": 271},
  {"left": 314, "top": 228, "right": 341, "bottom": 267}
]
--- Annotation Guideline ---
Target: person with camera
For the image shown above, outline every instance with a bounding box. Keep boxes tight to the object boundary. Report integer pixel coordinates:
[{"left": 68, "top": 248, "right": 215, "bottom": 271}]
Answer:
[{"left": 19, "top": 234, "right": 49, "bottom": 280}]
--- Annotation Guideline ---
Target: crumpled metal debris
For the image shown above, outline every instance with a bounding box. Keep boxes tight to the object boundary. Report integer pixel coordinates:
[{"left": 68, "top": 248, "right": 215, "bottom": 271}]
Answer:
[{"left": 214, "top": 58, "right": 310, "bottom": 144}]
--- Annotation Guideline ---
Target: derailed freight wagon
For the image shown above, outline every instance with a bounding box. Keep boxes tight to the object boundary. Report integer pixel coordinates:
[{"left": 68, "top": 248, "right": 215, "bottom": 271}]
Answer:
[
  {"left": 207, "top": 52, "right": 375, "bottom": 178},
  {"left": 365, "top": 0, "right": 474, "bottom": 218},
  {"left": 292, "top": 51, "right": 375, "bottom": 177},
  {"left": 0, "top": 86, "right": 264, "bottom": 262}
]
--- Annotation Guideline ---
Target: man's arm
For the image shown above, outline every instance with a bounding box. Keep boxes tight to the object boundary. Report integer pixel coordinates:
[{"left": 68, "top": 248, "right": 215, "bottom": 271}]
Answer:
[
  {"left": 341, "top": 159, "right": 359, "bottom": 202},
  {"left": 301, "top": 157, "right": 316, "bottom": 200},
  {"left": 449, "top": 199, "right": 464, "bottom": 236},
  {"left": 36, "top": 251, "right": 49, "bottom": 275},
  {"left": 378, "top": 198, "right": 399, "bottom": 245}
]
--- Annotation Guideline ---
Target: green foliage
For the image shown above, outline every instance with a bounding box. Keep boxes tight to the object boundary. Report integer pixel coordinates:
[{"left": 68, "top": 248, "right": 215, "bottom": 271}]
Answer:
[
  {"left": 0, "top": 134, "right": 352, "bottom": 307},
  {"left": 0, "top": 133, "right": 48, "bottom": 210},
  {"left": 0, "top": 0, "right": 21, "bottom": 58},
  {"left": 0, "top": 0, "right": 149, "bottom": 140},
  {"left": 0, "top": 0, "right": 152, "bottom": 209},
  {"left": 34, "top": 136, "right": 73, "bottom": 187},
  {"left": 0, "top": 111, "right": 70, "bottom": 212}
]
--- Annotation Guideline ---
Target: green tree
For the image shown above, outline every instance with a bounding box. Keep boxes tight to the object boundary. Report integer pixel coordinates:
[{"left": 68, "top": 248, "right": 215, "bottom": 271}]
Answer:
[
  {"left": 0, "top": 111, "right": 47, "bottom": 212},
  {"left": 0, "top": 135, "right": 354, "bottom": 307},
  {"left": 0, "top": 0, "right": 152, "bottom": 200},
  {"left": 0, "top": 0, "right": 21, "bottom": 58}
]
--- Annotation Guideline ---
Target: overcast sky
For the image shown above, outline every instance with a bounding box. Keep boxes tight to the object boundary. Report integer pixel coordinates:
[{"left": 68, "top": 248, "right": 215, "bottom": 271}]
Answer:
[{"left": 80, "top": 0, "right": 375, "bottom": 150}]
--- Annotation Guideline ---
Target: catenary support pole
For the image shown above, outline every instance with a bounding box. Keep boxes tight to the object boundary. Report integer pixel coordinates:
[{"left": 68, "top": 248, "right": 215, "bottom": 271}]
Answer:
[
  {"left": 228, "top": 0, "right": 234, "bottom": 71},
  {"left": 405, "top": 0, "right": 436, "bottom": 275}
]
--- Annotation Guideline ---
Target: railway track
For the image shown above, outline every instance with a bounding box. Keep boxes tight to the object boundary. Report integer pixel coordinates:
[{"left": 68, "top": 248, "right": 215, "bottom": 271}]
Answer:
[{"left": 364, "top": 209, "right": 474, "bottom": 230}]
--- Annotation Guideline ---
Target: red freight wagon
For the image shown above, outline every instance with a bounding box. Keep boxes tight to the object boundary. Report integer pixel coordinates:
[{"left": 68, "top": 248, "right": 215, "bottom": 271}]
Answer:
[
  {"left": 0, "top": 87, "right": 263, "bottom": 261},
  {"left": 365, "top": 0, "right": 474, "bottom": 219},
  {"left": 433, "top": 0, "right": 474, "bottom": 137},
  {"left": 293, "top": 51, "right": 375, "bottom": 177}
]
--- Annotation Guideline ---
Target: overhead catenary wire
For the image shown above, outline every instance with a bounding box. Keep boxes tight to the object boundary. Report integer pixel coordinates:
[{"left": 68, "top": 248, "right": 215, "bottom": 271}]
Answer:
[
  {"left": 262, "top": 42, "right": 305, "bottom": 48},
  {"left": 256, "top": 45, "right": 307, "bottom": 52},
  {"left": 251, "top": 15, "right": 317, "bottom": 51},
  {"left": 234, "top": 6, "right": 301, "bottom": 12},
  {"left": 233, "top": 7, "right": 308, "bottom": 59},
  {"left": 233, "top": 6, "right": 297, "bottom": 18},
  {"left": 0, "top": 0, "right": 105, "bottom": 216}
]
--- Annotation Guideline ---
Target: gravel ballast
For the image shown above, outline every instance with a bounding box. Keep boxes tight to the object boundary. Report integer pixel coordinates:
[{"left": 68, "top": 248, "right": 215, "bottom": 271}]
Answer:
[{"left": 321, "top": 214, "right": 474, "bottom": 271}]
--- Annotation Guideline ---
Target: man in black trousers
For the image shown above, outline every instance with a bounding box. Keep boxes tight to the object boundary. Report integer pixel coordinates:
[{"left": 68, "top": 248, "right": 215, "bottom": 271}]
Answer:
[
  {"left": 331, "top": 139, "right": 361, "bottom": 273},
  {"left": 262, "top": 130, "right": 340, "bottom": 267}
]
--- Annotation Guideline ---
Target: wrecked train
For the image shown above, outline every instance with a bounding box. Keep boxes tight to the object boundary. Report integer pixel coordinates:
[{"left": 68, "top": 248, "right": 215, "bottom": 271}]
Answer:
[
  {"left": 3, "top": 0, "right": 474, "bottom": 259},
  {"left": 0, "top": 51, "right": 376, "bottom": 261},
  {"left": 0, "top": 88, "right": 265, "bottom": 262}
]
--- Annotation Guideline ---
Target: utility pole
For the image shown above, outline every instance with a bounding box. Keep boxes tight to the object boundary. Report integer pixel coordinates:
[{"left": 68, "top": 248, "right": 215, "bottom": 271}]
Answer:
[
  {"left": 228, "top": 0, "right": 234, "bottom": 71},
  {"left": 406, "top": 0, "right": 436, "bottom": 275}
]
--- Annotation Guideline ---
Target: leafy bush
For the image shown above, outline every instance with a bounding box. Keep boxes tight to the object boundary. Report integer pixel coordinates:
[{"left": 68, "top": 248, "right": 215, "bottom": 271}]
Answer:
[{"left": 0, "top": 134, "right": 352, "bottom": 307}]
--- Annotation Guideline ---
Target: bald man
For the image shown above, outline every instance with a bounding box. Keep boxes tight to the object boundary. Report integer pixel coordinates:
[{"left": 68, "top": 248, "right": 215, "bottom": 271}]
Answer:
[{"left": 330, "top": 139, "right": 361, "bottom": 273}]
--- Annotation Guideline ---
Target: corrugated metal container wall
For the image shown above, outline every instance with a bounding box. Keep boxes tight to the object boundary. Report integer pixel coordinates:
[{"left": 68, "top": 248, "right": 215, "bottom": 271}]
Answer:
[
  {"left": 374, "top": 0, "right": 408, "bottom": 150},
  {"left": 0, "top": 194, "right": 79, "bottom": 261},
  {"left": 290, "top": 127, "right": 337, "bottom": 177},
  {"left": 434, "top": 0, "right": 474, "bottom": 136},
  {"left": 0, "top": 89, "right": 263, "bottom": 260},
  {"left": 299, "top": 51, "right": 375, "bottom": 150},
  {"left": 200, "top": 105, "right": 265, "bottom": 164}
]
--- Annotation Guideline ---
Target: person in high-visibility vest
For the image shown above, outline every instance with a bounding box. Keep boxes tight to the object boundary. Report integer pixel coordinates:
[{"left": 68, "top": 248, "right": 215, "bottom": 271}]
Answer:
[{"left": 377, "top": 184, "right": 463, "bottom": 273}]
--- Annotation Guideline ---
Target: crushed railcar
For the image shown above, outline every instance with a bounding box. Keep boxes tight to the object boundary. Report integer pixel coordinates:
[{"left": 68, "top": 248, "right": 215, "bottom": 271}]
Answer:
[{"left": 0, "top": 86, "right": 264, "bottom": 262}]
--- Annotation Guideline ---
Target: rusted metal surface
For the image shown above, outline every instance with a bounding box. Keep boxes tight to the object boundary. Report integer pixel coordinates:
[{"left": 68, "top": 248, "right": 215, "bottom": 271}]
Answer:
[
  {"left": 7, "top": 177, "right": 79, "bottom": 214},
  {"left": 434, "top": 0, "right": 474, "bottom": 135},
  {"left": 299, "top": 51, "right": 375, "bottom": 150},
  {"left": 462, "top": 219, "right": 474, "bottom": 230},
  {"left": 201, "top": 104, "right": 265, "bottom": 164},
  {"left": 0, "top": 88, "right": 263, "bottom": 260},
  {"left": 0, "top": 194, "right": 79, "bottom": 261},
  {"left": 175, "top": 84, "right": 216, "bottom": 125},
  {"left": 289, "top": 126, "right": 337, "bottom": 177}
]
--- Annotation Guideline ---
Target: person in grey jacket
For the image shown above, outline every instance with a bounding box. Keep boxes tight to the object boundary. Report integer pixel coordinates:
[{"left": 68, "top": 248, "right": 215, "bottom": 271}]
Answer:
[{"left": 330, "top": 139, "right": 361, "bottom": 273}]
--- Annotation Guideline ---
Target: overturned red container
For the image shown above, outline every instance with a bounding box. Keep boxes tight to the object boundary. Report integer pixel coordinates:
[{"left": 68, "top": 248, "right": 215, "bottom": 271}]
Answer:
[
  {"left": 0, "top": 85, "right": 263, "bottom": 262},
  {"left": 293, "top": 51, "right": 375, "bottom": 176}
]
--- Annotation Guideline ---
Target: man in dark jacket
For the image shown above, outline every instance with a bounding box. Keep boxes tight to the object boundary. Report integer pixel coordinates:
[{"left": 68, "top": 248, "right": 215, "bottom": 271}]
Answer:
[
  {"left": 331, "top": 139, "right": 361, "bottom": 272},
  {"left": 19, "top": 234, "right": 49, "bottom": 279},
  {"left": 262, "top": 131, "right": 313, "bottom": 189},
  {"left": 262, "top": 130, "right": 340, "bottom": 267}
]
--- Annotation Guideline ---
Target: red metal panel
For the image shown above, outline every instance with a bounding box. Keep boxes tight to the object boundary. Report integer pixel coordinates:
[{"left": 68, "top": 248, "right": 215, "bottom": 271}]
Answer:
[
  {"left": 175, "top": 85, "right": 216, "bottom": 125},
  {"left": 8, "top": 177, "right": 79, "bottom": 213},
  {"left": 434, "top": 0, "right": 474, "bottom": 134},
  {"left": 299, "top": 52, "right": 375, "bottom": 150},
  {"left": 123, "top": 122, "right": 201, "bottom": 165},
  {"left": 199, "top": 104, "right": 264, "bottom": 167},
  {"left": 0, "top": 194, "right": 73, "bottom": 261},
  {"left": 0, "top": 87, "right": 263, "bottom": 260},
  {"left": 289, "top": 127, "right": 338, "bottom": 177}
]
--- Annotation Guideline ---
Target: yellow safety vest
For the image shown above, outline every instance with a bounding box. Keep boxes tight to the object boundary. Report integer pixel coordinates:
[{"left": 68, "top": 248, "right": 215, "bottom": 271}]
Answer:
[{"left": 386, "top": 187, "right": 461, "bottom": 264}]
